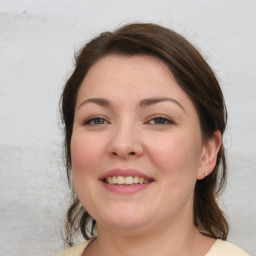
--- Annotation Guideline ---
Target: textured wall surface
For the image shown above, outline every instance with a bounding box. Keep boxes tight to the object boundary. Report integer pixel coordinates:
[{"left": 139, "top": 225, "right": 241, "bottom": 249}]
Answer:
[{"left": 0, "top": 1, "right": 255, "bottom": 255}]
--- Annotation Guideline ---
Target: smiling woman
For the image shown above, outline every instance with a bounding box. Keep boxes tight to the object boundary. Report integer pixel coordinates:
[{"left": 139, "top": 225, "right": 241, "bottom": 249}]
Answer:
[{"left": 57, "top": 23, "right": 249, "bottom": 256}]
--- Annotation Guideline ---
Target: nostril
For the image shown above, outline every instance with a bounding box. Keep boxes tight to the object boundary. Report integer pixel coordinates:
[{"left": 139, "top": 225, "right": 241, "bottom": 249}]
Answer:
[{"left": 111, "top": 151, "right": 136, "bottom": 157}]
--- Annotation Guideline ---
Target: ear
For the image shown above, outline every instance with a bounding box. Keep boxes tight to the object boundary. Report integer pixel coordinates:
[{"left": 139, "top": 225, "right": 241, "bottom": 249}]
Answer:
[{"left": 197, "top": 130, "right": 222, "bottom": 180}]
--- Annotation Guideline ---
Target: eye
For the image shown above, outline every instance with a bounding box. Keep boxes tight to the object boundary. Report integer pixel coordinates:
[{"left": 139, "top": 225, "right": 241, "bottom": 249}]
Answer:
[
  {"left": 147, "top": 115, "right": 174, "bottom": 125},
  {"left": 83, "top": 117, "right": 109, "bottom": 125}
]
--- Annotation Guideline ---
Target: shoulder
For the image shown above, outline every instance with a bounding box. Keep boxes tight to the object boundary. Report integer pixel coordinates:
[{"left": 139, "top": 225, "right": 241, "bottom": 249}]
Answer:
[
  {"left": 206, "top": 239, "right": 250, "bottom": 256},
  {"left": 56, "top": 240, "right": 91, "bottom": 256}
]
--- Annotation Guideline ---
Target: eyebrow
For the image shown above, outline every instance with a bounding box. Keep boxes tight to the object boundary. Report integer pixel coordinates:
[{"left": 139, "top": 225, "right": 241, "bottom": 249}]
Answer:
[
  {"left": 139, "top": 97, "right": 185, "bottom": 112},
  {"left": 78, "top": 97, "right": 185, "bottom": 112},
  {"left": 78, "top": 98, "right": 111, "bottom": 109}
]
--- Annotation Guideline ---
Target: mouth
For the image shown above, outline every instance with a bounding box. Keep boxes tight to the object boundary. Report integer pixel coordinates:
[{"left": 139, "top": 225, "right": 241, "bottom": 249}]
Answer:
[
  {"left": 104, "top": 176, "right": 154, "bottom": 185},
  {"left": 100, "top": 169, "right": 154, "bottom": 194}
]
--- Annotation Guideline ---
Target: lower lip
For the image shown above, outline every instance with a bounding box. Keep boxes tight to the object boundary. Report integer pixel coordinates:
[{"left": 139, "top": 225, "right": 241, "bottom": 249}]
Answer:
[{"left": 101, "top": 181, "right": 153, "bottom": 194}]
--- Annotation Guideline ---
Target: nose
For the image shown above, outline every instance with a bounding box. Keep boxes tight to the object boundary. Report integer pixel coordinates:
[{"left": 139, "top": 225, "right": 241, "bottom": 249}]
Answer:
[{"left": 107, "top": 123, "right": 144, "bottom": 159}]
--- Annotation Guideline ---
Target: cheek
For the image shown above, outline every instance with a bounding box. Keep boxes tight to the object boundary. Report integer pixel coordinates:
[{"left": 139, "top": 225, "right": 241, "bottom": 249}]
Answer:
[
  {"left": 70, "top": 133, "right": 105, "bottom": 177},
  {"left": 71, "top": 132, "right": 105, "bottom": 198},
  {"left": 70, "top": 133, "right": 106, "bottom": 213},
  {"left": 71, "top": 139, "right": 92, "bottom": 171},
  {"left": 150, "top": 134, "right": 202, "bottom": 209},
  {"left": 148, "top": 133, "right": 202, "bottom": 179}
]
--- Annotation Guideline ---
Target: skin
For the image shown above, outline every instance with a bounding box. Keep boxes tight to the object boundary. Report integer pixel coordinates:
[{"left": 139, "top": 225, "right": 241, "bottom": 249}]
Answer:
[{"left": 71, "top": 54, "right": 221, "bottom": 256}]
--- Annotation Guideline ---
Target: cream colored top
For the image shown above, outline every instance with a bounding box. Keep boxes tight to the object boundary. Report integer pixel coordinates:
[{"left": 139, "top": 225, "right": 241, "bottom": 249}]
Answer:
[{"left": 57, "top": 239, "right": 250, "bottom": 256}]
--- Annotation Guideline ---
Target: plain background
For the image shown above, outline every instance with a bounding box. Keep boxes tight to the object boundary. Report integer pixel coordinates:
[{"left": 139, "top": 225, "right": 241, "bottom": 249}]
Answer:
[{"left": 0, "top": 1, "right": 255, "bottom": 255}]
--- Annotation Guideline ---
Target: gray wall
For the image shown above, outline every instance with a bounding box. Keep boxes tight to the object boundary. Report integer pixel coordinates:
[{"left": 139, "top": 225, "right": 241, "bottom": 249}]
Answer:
[{"left": 0, "top": 1, "right": 255, "bottom": 255}]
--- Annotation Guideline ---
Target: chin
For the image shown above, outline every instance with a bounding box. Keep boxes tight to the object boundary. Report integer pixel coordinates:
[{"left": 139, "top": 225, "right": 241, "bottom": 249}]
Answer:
[
  {"left": 95, "top": 207, "right": 154, "bottom": 232},
  {"left": 98, "top": 219, "right": 152, "bottom": 236}
]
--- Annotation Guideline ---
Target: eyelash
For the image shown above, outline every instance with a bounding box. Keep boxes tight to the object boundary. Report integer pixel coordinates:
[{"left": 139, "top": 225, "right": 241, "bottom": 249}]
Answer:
[
  {"left": 83, "top": 116, "right": 109, "bottom": 125},
  {"left": 83, "top": 115, "right": 174, "bottom": 126},
  {"left": 146, "top": 115, "right": 174, "bottom": 125}
]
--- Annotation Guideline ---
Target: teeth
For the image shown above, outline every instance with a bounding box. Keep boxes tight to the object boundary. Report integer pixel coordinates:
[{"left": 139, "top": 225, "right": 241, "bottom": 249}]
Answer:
[
  {"left": 117, "top": 176, "right": 125, "bottom": 184},
  {"left": 106, "top": 177, "right": 112, "bottom": 184},
  {"left": 133, "top": 176, "right": 139, "bottom": 184},
  {"left": 125, "top": 176, "right": 133, "bottom": 185},
  {"left": 112, "top": 176, "right": 117, "bottom": 184},
  {"left": 105, "top": 176, "right": 151, "bottom": 185}
]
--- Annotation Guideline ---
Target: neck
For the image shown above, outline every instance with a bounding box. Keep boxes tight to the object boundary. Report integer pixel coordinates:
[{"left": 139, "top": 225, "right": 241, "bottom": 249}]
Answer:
[{"left": 91, "top": 221, "right": 202, "bottom": 256}]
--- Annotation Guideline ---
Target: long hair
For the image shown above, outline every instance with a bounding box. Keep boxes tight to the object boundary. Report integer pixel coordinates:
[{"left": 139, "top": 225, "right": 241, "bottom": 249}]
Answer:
[{"left": 60, "top": 23, "right": 228, "bottom": 246}]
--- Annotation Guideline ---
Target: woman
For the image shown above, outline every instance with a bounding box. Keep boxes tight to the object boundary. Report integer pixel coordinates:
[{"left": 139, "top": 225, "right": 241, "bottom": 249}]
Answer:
[{"left": 58, "top": 23, "right": 249, "bottom": 256}]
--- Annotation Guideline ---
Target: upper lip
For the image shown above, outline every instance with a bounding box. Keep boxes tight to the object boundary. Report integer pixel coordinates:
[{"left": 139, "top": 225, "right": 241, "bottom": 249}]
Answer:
[{"left": 99, "top": 168, "right": 154, "bottom": 181}]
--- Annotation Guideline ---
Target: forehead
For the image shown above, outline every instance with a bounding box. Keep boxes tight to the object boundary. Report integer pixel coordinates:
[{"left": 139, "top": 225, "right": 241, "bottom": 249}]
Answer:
[
  {"left": 75, "top": 54, "right": 200, "bottom": 126},
  {"left": 77, "top": 54, "right": 188, "bottom": 101}
]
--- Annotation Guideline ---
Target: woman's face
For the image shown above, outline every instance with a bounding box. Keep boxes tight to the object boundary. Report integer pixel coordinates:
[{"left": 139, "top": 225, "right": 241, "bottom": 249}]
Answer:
[{"left": 71, "top": 54, "right": 211, "bottom": 233}]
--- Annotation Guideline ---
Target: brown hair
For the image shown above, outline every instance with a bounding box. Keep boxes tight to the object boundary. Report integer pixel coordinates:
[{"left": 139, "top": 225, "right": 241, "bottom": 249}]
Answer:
[{"left": 60, "top": 23, "right": 228, "bottom": 246}]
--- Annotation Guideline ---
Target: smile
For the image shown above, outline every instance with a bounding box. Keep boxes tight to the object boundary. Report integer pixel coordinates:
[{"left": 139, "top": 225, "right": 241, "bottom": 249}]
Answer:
[{"left": 104, "top": 176, "right": 153, "bottom": 185}]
